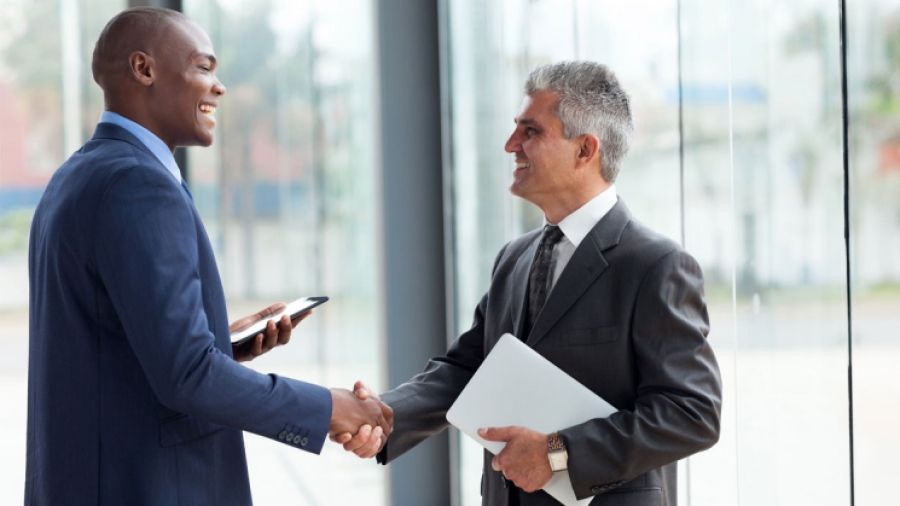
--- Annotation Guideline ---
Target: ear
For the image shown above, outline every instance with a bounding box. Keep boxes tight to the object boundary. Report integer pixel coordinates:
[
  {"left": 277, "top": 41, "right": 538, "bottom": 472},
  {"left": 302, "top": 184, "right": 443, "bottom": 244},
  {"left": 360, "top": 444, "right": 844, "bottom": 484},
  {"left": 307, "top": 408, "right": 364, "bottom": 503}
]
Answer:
[
  {"left": 576, "top": 133, "right": 601, "bottom": 170},
  {"left": 128, "top": 52, "right": 154, "bottom": 87}
]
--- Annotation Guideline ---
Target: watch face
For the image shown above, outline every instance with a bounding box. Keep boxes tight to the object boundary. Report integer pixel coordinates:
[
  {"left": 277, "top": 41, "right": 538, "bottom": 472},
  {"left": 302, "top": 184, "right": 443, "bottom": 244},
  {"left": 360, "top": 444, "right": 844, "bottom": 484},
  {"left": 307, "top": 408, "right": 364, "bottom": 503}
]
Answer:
[{"left": 548, "top": 451, "right": 568, "bottom": 472}]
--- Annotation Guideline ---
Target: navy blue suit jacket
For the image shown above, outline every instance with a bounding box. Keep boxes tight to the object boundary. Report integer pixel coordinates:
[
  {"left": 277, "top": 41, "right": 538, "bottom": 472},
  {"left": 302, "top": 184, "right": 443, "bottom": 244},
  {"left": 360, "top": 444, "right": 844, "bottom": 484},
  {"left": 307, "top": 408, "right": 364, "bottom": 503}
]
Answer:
[{"left": 26, "top": 123, "right": 332, "bottom": 505}]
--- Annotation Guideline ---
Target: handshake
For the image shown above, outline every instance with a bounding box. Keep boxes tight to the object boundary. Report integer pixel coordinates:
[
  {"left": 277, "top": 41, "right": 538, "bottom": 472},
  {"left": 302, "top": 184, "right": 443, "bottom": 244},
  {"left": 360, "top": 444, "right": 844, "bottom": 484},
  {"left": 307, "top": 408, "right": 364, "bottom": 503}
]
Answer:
[{"left": 328, "top": 381, "right": 391, "bottom": 459}]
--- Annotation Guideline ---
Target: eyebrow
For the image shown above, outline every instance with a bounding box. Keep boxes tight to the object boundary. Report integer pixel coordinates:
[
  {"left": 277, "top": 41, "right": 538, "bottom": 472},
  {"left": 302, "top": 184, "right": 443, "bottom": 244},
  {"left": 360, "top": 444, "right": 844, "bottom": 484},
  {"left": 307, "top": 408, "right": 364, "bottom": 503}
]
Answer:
[
  {"left": 196, "top": 52, "right": 218, "bottom": 66},
  {"left": 514, "top": 117, "right": 541, "bottom": 129}
]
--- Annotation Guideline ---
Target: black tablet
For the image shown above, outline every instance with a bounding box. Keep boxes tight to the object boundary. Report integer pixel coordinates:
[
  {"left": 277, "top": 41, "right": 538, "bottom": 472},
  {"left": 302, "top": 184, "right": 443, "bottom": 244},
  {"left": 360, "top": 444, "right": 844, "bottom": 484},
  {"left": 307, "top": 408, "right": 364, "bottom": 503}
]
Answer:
[{"left": 230, "top": 296, "right": 328, "bottom": 346}]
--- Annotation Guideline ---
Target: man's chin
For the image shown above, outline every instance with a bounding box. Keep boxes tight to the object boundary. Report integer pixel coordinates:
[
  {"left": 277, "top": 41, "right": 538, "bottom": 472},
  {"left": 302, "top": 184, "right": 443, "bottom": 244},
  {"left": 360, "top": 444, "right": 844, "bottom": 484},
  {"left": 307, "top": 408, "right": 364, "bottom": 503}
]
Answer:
[
  {"left": 183, "top": 134, "right": 215, "bottom": 148},
  {"left": 508, "top": 179, "right": 528, "bottom": 198}
]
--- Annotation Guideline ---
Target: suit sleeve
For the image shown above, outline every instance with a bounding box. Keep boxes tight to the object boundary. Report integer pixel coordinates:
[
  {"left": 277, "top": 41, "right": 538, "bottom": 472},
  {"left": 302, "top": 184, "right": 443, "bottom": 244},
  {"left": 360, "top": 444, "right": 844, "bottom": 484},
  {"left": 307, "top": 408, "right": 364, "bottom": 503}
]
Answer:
[
  {"left": 94, "top": 163, "right": 332, "bottom": 454},
  {"left": 376, "top": 244, "right": 509, "bottom": 464},
  {"left": 560, "top": 249, "right": 722, "bottom": 500}
]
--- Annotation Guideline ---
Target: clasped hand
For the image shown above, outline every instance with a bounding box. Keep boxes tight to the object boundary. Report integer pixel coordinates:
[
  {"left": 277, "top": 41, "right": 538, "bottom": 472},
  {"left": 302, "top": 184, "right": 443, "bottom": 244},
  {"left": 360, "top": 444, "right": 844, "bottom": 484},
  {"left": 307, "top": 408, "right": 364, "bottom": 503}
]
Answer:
[
  {"left": 329, "top": 381, "right": 392, "bottom": 458},
  {"left": 329, "top": 381, "right": 393, "bottom": 458}
]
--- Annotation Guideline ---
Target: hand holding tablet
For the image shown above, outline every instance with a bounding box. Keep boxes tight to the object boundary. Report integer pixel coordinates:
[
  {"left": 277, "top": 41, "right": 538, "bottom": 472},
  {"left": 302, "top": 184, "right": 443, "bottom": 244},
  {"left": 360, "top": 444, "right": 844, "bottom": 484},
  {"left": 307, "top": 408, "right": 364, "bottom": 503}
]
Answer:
[{"left": 230, "top": 296, "right": 329, "bottom": 346}]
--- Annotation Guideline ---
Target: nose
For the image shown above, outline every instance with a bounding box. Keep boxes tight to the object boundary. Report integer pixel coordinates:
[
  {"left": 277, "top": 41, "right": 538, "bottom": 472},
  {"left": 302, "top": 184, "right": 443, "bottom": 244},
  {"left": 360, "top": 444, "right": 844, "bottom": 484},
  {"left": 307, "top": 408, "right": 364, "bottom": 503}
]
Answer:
[
  {"left": 504, "top": 130, "right": 521, "bottom": 153},
  {"left": 213, "top": 78, "right": 226, "bottom": 96}
]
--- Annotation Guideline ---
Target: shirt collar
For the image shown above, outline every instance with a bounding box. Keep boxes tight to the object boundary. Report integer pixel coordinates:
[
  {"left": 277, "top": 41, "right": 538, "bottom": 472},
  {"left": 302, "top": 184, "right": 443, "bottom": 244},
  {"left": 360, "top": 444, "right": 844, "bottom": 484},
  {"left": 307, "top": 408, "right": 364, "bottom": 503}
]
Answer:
[
  {"left": 546, "top": 184, "right": 618, "bottom": 248},
  {"left": 99, "top": 111, "right": 182, "bottom": 183}
]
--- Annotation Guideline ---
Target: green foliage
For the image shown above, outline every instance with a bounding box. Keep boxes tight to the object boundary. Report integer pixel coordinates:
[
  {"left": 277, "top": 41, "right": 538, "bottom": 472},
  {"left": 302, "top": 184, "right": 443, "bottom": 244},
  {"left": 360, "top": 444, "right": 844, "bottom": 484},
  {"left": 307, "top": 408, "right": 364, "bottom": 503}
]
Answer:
[{"left": 0, "top": 209, "right": 34, "bottom": 254}]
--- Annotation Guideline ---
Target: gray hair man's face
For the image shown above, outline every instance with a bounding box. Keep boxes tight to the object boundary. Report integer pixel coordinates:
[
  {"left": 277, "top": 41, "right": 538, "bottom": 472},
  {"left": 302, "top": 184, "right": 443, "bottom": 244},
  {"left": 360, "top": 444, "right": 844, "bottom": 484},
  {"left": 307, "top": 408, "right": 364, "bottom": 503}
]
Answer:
[{"left": 503, "top": 90, "right": 600, "bottom": 210}]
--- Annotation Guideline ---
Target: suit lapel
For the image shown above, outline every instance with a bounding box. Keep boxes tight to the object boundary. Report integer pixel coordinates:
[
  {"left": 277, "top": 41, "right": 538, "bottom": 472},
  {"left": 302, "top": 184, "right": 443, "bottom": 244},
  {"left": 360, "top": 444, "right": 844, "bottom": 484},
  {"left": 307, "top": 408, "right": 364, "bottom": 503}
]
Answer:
[
  {"left": 525, "top": 199, "right": 633, "bottom": 348},
  {"left": 510, "top": 233, "right": 541, "bottom": 339}
]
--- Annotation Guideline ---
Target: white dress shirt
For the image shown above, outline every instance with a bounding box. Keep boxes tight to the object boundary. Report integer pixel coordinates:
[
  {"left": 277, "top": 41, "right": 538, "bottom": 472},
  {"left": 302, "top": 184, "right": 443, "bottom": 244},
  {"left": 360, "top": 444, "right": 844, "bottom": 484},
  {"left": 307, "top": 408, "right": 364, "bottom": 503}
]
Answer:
[{"left": 547, "top": 184, "right": 618, "bottom": 291}]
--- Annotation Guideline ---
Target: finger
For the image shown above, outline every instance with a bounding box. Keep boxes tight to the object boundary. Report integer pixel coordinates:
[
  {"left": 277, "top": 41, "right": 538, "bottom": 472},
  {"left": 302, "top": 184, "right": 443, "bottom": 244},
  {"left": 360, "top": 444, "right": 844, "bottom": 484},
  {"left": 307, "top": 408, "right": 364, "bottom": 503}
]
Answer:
[
  {"left": 277, "top": 315, "right": 292, "bottom": 345},
  {"left": 491, "top": 455, "right": 502, "bottom": 472},
  {"left": 478, "top": 427, "right": 513, "bottom": 442},
  {"left": 342, "top": 425, "right": 372, "bottom": 452},
  {"left": 355, "top": 425, "right": 383, "bottom": 458},
  {"left": 357, "top": 426, "right": 384, "bottom": 458},
  {"left": 353, "top": 381, "right": 370, "bottom": 400},
  {"left": 330, "top": 432, "right": 353, "bottom": 444},
  {"left": 250, "top": 333, "right": 264, "bottom": 358},
  {"left": 372, "top": 405, "right": 389, "bottom": 436},
  {"left": 258, "top": 302, "right": 287, "bottom": 318},
  {"left": 265, "top": 318, "right": 278, "bottom": 339},
  {"left": 380, "top": 401, "right": 394, "bottom": 434}
]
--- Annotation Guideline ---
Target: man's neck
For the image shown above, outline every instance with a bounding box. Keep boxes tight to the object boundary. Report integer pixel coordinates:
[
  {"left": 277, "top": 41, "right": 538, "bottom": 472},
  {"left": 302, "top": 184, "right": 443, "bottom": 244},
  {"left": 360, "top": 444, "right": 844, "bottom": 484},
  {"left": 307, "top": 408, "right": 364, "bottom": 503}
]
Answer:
[{"left": 540, "top": 182, "right": 612, "bottom": 224}]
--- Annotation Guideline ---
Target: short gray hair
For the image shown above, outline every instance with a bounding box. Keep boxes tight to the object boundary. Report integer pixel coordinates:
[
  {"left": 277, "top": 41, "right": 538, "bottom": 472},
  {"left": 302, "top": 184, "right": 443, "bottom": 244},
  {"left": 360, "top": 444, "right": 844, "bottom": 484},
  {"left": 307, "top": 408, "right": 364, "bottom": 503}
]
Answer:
[{"left": 525, "top": 61, "right": 633, "bottom": 182}]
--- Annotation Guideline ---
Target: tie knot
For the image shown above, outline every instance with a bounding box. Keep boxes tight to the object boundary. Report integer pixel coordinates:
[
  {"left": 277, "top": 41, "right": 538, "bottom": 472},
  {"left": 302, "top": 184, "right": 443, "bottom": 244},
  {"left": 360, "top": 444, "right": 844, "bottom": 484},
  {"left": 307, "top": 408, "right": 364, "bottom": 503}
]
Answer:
[{"left": 541, "top": 225, "right": 565, "bottom": 247}]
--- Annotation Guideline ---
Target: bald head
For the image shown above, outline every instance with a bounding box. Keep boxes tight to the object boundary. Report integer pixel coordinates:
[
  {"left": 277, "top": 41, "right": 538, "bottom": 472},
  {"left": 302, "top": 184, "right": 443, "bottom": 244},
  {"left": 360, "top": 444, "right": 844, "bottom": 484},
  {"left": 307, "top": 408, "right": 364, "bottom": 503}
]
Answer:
[
  {"left": 90, "top": 8, "right": 224, "bottom": 151},
  {"left": 91, "top": 7, "right": 188, "bottom": 93}
]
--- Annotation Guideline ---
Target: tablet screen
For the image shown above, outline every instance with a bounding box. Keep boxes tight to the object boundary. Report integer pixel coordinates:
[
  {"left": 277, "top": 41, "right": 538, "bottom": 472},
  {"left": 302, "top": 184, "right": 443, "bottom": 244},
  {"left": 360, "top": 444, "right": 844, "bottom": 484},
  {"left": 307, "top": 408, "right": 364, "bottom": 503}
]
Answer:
[{"left": 229, "top": 296, "right": 328, "bottom": 345}]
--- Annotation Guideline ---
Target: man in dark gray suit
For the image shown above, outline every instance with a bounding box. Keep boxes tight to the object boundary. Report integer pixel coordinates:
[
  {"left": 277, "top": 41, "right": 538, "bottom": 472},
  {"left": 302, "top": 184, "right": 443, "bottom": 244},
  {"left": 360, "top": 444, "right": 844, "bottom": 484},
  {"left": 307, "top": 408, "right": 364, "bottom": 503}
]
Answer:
[{"left": 338, "top": 61, "right": 722, "bottom": 506}]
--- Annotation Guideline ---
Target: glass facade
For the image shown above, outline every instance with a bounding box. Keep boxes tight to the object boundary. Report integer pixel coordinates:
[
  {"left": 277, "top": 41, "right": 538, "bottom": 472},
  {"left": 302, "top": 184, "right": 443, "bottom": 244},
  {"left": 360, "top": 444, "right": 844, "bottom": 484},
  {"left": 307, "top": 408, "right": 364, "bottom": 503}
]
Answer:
[
  {"left": 183, "top": 1, "right": 385, "bottom": 504},
  {"left": 0, "top": 0, "right": 124, "bottom": 496},
  {"left": 0, "top": 0, "right": 897, "bottom": 504},
  {"left": 444, "top": 1, "right": 897, "bottom": 505}
]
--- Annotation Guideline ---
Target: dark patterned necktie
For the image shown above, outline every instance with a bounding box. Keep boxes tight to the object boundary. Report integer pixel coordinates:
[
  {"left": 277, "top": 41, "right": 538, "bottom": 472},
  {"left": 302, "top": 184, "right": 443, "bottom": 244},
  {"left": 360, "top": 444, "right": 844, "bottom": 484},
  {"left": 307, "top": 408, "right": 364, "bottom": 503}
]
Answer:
[
  {"left": 523, "top": 225, "right": 565, "bottom": 338},
  {"left": 181, "top": 180, "right": 193, "bottom": 203}
]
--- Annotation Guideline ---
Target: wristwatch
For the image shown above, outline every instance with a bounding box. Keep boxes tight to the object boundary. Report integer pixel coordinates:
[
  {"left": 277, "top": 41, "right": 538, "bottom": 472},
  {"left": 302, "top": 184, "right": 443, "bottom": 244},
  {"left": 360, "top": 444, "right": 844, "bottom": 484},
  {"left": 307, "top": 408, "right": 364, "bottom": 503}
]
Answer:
[{"left": 547, "top": 432, "right": 568, "bottom": 472}]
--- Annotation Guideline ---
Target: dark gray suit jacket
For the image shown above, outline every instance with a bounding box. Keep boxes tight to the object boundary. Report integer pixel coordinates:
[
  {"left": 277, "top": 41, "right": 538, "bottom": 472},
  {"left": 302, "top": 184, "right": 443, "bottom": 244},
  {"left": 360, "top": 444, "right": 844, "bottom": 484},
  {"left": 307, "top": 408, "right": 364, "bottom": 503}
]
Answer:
[{"left": 377, "top": 199, "right": 722, "bottom": 506}]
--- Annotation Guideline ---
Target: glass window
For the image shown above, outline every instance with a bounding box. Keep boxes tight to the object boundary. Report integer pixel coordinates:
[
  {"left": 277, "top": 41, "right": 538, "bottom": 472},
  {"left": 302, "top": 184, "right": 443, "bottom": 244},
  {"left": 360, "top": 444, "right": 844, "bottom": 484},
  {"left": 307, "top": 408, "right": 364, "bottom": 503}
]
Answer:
[
  {"left": 445, "top": 1, "right": 863, "bottom": 505},
  {"left": 683, "top": 1, "right": 852, "bottom": 504},
  {"left": 848, "top": 2, "right": 900, "bottom": 505},
  {"left": 445, "top": 1, "right": 687, "bottom": 504},
  {"left": 184, "top": 1, "right": 384, "bottom": 504},
  {"left": 0, "top": 0, "right": 124, "bottom": 501}
]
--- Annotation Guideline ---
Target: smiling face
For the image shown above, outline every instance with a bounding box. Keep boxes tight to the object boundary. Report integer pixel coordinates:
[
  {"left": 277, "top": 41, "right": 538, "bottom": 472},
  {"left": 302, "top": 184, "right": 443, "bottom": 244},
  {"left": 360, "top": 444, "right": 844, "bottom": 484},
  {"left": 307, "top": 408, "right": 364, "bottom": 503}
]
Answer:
[
  {"left": 147, "top": 20, "right": 224, "bottom": 150},
  {"left": 504, "top": 91, "right": 588, "bottom": 213}
]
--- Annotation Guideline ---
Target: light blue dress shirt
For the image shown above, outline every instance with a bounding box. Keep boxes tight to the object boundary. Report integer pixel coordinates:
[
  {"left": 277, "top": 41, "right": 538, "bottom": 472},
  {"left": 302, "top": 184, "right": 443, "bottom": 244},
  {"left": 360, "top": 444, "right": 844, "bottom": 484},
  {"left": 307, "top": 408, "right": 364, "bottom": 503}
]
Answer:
[{"left": 99, "top": 111, "right": 182, "bottom": 183}]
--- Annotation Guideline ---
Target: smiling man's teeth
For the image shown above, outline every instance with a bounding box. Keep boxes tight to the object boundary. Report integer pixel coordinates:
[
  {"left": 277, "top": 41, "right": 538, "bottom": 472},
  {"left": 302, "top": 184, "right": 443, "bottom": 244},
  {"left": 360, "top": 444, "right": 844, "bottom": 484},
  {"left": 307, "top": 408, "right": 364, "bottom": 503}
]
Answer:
[
  {"left": 515, "top": 162, "right": 530, "bottom": 169},
  {"left": 199, "top": 104, "right": 216, "bottom": 114}
]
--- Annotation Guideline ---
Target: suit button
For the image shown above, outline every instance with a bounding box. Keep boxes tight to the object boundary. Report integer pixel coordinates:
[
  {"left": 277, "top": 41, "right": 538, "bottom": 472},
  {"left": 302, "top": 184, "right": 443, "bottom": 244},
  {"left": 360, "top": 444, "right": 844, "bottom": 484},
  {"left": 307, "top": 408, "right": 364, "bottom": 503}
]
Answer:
[
  {"left": 299, "top": 436, "right": 309, "bottom": 446},
  {"left": 278, "top": 431, "right": 287, "bottom": 440},
  {"left": 591, "top": 486, "right": 601, "bottom": 495},
  {"left": 287, "top": 433, "right": 295, "bottom": 442},
  {"left": 501, "top": 476, "right": 508, "bottom": 488}
]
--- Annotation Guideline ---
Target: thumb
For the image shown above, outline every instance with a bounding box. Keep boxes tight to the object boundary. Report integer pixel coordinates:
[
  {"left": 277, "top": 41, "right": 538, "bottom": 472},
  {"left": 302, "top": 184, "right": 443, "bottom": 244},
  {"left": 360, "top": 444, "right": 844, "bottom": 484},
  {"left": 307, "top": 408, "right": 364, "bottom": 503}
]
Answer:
[
  {"left": 353, "top": 380, "right": 371, "bottom": 400},
  {"left": 478, "top": 426, "right": 512, "bottom": 442}
]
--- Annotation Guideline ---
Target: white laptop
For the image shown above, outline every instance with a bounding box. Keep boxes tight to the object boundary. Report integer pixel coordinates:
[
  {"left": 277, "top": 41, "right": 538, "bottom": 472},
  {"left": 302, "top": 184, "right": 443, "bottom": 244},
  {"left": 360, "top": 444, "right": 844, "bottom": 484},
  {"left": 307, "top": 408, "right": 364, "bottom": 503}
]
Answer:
[{"left": 447, "top": 333, "right": 617, "bottom": 506}]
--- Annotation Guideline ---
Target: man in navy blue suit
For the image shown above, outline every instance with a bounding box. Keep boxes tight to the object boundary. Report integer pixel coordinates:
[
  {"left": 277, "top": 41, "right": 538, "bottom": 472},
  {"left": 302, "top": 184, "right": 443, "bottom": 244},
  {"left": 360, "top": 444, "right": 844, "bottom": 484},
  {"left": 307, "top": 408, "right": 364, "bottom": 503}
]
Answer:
[{"left": 26, "top": 7, "right": 390, "bottom": 505}]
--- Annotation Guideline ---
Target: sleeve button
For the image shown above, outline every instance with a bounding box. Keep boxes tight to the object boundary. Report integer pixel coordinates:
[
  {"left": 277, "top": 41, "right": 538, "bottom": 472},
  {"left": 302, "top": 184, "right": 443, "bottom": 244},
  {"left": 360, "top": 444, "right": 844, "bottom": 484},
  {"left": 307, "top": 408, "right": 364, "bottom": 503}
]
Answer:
[
  {"left": 278, "top": 431, "right": 287, "bottom": 440},
  {"left": 591, "top": 486, "right": 601, "bottom": 495},
  {"left": 300, "top": 436, "right": 309, "bottom": 446}
]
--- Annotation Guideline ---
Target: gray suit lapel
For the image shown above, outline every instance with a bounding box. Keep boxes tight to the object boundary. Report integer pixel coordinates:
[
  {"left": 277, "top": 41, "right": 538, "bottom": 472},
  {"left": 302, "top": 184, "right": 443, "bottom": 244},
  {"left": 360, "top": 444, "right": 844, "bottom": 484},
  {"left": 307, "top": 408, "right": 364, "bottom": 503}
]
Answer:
[{"left": 525, "top": 199, "right": 633, "bottom": 348}]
